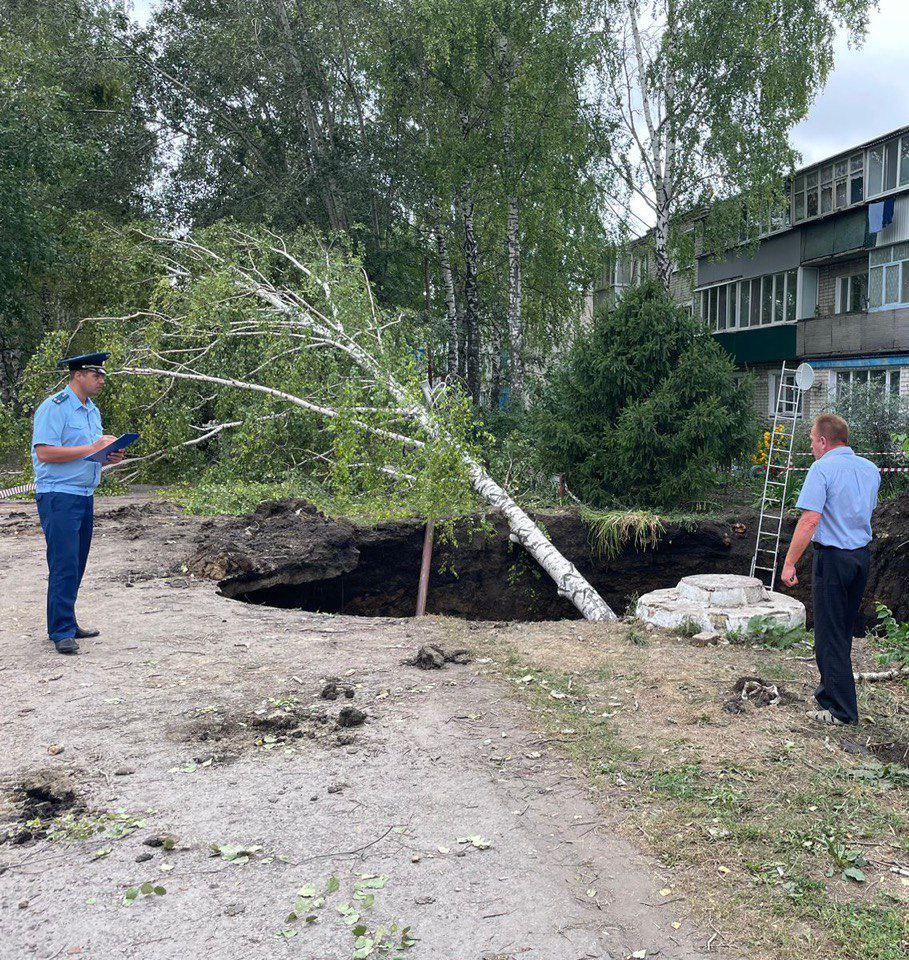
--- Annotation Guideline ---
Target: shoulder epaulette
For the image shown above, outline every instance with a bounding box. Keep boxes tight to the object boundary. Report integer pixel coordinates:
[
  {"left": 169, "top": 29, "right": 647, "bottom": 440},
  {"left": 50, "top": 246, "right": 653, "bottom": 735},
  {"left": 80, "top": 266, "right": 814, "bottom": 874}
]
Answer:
[{"left": 51, "top": 391, "right": 68, "bottom": 405}]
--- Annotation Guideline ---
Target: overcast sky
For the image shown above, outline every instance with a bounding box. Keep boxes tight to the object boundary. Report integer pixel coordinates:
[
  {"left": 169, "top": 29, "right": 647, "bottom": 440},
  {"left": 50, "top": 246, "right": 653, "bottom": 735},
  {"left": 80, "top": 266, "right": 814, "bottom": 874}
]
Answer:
[{"left": 790, "top": 0, "right": 909, "bottom": 165}]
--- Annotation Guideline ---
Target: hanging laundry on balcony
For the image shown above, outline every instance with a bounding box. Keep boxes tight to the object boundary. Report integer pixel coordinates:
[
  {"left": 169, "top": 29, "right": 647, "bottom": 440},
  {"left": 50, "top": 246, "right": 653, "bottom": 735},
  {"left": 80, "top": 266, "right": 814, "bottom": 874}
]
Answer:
[{"left": 867, "top": 197, "right": 895, "bottom": 234}]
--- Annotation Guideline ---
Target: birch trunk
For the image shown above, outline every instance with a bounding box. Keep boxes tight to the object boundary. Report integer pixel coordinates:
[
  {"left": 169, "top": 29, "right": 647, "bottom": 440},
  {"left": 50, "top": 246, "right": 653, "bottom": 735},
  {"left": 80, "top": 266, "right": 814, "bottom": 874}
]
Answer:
[
  {"left": 436, "top": 222, "right": 459, "bottom": 378},
  {"left": 468, "top": 461, "right": 616, "bottom": 620},
  {"left": 506, "top": 194, "right": 524, "bottom": 404},
  {"left": 460, "top": 188, "right": 481, "bottom": 402}
]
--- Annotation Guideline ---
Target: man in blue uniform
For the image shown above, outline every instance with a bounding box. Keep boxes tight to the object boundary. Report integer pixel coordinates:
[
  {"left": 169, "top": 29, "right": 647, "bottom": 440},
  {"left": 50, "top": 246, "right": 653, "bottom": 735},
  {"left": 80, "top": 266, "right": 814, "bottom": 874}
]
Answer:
[
  {"left": 781, "top": 414, "right": 880, "bottom": 725},
  {"left": 32, "top": 353, "right": 125, "bottom": 654}
]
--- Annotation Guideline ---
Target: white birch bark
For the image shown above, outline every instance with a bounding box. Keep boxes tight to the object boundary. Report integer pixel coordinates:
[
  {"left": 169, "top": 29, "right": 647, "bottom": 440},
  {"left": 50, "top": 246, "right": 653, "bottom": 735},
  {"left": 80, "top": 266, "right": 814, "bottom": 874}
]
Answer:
[
  {"left": 854, "top": 665, "right": 909, "bottom": 683},
  {"left": 435, "top": 220, "right": 459, "bottom": 378},
  {"left": 506, "top": 194, "right": 524, "bottom": 404},
  {"left": 459, "top": 186, "right": 481, "bottom": 401}
]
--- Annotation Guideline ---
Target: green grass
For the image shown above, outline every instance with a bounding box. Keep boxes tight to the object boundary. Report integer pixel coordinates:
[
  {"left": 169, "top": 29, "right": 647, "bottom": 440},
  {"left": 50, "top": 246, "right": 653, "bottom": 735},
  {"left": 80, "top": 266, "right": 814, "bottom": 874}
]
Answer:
[{"left": 483, "top": 647, "right": 908, "bottom": 960}]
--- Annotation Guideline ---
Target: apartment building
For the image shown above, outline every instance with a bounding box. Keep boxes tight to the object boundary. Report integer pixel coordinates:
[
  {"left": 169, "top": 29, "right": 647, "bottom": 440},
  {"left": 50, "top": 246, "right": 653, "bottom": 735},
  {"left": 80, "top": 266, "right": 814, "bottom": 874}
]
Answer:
[{"left": 598, "top": 124, "right": 909, "bottom": 418}]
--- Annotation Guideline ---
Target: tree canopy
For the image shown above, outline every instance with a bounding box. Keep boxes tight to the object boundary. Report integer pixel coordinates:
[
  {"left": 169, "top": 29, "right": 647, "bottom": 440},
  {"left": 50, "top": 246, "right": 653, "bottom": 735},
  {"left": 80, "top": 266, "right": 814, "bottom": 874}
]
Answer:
[{"left": 532, "top": 281, "right": 755, "bottom": 509}]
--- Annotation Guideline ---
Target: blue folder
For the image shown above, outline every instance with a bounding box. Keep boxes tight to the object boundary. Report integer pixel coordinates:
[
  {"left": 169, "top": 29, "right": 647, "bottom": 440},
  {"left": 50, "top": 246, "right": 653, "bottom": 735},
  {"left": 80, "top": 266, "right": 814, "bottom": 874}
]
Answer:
[{"left": 83, "top": 433, "right": 141, "bottom": 463}]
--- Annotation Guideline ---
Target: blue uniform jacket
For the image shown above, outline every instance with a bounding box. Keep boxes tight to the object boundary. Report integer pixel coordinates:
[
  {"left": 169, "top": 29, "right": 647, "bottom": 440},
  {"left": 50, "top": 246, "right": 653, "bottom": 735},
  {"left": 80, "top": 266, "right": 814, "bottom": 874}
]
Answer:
[{"left": 31, "top": 385, "right": 103, "bottom": 495}]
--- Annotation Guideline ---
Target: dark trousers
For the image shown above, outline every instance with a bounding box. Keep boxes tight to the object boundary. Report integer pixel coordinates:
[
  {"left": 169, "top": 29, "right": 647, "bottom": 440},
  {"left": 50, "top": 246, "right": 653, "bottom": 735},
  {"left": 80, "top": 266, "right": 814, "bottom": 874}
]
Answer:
[
  {"left": 36, "top": 492, "right": 94, "bottom": 641},
  {"left": 812, "top": 544, "right": 870, "bottom": 724}
]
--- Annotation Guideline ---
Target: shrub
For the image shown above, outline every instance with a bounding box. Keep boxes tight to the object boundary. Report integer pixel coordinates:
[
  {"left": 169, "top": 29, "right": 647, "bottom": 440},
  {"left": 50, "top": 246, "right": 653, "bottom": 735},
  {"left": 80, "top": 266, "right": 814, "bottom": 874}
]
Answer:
[
  {"left": 826, "top": 383, "right": 909, "bottom": 499},
  {"left": 531, "top": 280, "right": 755, "bottom": 509}
]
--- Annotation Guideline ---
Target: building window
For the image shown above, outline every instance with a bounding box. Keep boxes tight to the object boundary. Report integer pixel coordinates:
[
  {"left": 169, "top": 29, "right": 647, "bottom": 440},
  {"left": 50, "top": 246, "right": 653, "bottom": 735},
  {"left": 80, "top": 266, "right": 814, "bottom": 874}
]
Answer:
[
  {"left": 869, "top": 242, "right": 909, "bottom": 310},
  {"left": 785, "top": 269, "right": 797, "bottom": 321},
  {"left": 850, "top": 154, "right": 864, "bottom": 203},
  {"left": 749, "top": 277, "right": 761, "bottom": 325},
  {"left": 867, "top": 134, "right": 909, "bottom": 198},
  {"left": 698, "top": 270, "right": 798, "bottom": 332},
  {"left": 793, "top": 153, "right": 864, "bottom": 223},
  {"left": 761, "top": 275, "right": 773, "bottom": 324},
  {"left": 805, "top": 171, "right": 818, "bottom": 218},
  {"left": 835, "top": 274, "right": 868, "bottom": 314},
  {"left": 834, "top": 367, "right": 901, "bottom": 398},
  {"left": 868, "top": 144, "right": 884, "bottom": 197},
  {"left": 768, "top": 371, "right": 805, "bottom": 417}
]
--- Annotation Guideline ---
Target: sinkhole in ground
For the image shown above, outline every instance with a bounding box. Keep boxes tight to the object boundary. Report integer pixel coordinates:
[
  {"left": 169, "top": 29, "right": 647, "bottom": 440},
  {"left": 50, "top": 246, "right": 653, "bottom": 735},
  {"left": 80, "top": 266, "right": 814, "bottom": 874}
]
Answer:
[
  {"left": 188, "top": 494, "right": 909, "bottom": 625},
  {"left": 197, "top": 501, "right": 764, "bottom": 623},
  {"left": 228, "top": 538, "right": 584, "bottom": 621}
]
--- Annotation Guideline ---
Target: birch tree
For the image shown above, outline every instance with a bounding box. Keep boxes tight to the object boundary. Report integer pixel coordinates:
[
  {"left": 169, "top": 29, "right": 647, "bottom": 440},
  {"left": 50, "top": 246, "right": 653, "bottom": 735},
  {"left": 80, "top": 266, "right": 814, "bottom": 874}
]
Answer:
[
  {"left": 378, "top": 0, "right": 609, "bottom": 404},
  {"left": 111, "top": 228, "right": 616, "bottom": 621},
  {"left": 601, "top": 0, "right": 873, "bottom": 290}
]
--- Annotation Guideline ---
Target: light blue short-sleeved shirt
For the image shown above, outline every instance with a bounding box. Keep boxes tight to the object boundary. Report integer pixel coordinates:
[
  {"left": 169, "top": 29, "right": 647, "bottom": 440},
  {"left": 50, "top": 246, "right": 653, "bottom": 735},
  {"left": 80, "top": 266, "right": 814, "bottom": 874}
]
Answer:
[
  {"left": 31, "top": 385, "right": 103, "bottom": 495},
  {"left": 795, "top": 446, "right": 880, "bottom": 549}
]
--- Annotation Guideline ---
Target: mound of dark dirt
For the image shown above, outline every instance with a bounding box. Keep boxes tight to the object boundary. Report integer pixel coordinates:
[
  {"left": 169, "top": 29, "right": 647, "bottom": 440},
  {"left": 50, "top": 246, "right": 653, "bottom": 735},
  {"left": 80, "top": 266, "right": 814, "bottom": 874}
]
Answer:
[
  {"left": 186, "top": 500, "right": 360, "bottom": 589},
  {"left": 404, "top": 644, "right": 472, "bottom": 669},
  {"left": 178, "top": 691, "right": 362, "bottom": 760},
  {"left": 867, "top": 741, "right": 909, "bottom": 766}
]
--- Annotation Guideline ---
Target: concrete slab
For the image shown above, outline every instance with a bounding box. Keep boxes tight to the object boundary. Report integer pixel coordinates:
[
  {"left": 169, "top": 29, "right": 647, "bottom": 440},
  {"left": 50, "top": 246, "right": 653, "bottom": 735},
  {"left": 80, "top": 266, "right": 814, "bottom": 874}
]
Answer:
[{"left": 636, "top": 573, "right": 805, "bottom": 634}]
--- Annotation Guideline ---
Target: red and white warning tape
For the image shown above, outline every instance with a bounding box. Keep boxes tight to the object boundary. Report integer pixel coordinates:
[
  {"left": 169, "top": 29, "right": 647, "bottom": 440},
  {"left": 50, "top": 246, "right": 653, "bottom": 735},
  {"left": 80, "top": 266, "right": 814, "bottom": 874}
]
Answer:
[
  {"left": 786, "top": 465, "right": 909, "bottom": 473},
  {"left": 0, "top": 480, "right": 36, "bottom": 499}
]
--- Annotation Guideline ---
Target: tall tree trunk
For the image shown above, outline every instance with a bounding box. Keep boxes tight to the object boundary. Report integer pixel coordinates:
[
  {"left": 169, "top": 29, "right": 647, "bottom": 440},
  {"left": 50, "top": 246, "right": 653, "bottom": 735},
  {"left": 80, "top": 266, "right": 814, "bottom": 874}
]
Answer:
[
  {"left": 436, "top": 222, "right": 459, "bottom": 378},
  {"left": 0, "top": 340, "right": 18, "bottom": 407},
  {"left": 653, "top": 186, "right": 673, "bottom": 291},
  {"left": 460, "top": 188, "right": 481, "bottom": 402},
  {"left": 332, "top": 0, "right": 381, "bottom": 238},
  {"left": 506, "top": 194, "right": 524, "bottom": 405},
  {"left": 274, "top": 0, "right": 347, "bottom": 231},
  {"left": 500, "top": 36, "right": 524, "bottom": 405}
]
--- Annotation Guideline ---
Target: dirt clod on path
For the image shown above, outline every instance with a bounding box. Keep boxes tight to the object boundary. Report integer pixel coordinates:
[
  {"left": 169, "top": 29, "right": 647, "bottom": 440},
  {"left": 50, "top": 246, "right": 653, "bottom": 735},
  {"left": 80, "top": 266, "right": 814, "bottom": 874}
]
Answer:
[
  {"left": 320, "top": 678, "right": 355, "bottom": 700},
  {"left": 337, "top": 706, "right": 367, "bottom": 728},
  {"left": 405, "top": 643, "right": 472, "bottom": 669},
  {"left": 723, "top": 676, "right": 796, "bottom": 713}
]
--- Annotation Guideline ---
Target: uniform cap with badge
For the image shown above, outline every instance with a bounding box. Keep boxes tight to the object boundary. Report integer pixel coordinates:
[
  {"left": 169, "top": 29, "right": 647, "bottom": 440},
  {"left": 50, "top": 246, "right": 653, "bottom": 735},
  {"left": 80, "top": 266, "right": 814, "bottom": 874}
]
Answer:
[{"left": 58, "top": 352, "right": 110, "bottom": 375}]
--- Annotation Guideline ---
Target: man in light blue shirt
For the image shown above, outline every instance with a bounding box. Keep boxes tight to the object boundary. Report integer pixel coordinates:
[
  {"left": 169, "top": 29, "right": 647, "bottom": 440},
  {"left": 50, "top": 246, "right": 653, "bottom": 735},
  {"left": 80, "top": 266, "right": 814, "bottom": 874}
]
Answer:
[
  {"left": 782, "top": 414, "right": 880, "bottom": 725},
  {"left": 32, "top": 353, "right": 124, "bottom": 654}
]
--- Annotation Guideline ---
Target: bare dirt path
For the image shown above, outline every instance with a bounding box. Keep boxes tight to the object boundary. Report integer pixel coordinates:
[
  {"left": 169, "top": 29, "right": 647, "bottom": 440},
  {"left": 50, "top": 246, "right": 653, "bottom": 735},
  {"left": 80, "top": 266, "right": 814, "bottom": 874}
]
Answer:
[{"left": 0, "top": 496, "right": 730, "bottom": 960}]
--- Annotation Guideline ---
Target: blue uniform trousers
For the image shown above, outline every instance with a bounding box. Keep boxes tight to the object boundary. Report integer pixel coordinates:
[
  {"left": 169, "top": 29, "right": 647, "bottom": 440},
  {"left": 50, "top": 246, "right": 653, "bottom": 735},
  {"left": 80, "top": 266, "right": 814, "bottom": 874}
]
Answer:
[
  {"left": 36, "top": 492, "right": 94, "bottom": 641},
  {"left": 812, "top": 543, "right": 870, "bottom": 724}
]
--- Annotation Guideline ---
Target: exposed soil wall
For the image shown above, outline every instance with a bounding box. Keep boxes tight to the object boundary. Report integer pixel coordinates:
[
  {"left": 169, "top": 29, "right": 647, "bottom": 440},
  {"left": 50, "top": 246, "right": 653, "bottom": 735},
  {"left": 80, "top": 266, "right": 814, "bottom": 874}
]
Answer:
[{"left": 185, "top": 496, "right": 909, "bottom": 625}]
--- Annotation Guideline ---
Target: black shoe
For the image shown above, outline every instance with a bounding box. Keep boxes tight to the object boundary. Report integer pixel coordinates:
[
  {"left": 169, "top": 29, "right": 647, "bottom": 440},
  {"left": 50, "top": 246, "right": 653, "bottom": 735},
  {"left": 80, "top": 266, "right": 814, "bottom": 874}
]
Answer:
[
  {"left": 54, "top": 637, "right": 79, "bottom": 654},
  {"left": 74, "top": 626, "right": 100, "bottom": 639}
]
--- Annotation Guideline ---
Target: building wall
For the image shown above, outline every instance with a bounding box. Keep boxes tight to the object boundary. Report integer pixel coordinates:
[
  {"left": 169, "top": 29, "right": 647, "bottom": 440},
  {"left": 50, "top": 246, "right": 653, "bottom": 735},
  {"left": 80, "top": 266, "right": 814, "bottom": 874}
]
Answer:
[
  {"left": 739, "top": 364, "right": 778, "bottom": 418},
  {"left": 816, "top": 254, "right": 867, "bottom": 317},
  {"left": 668, "top": 268, "right": 695, "bottom": 308},
  {"left": 798, "top": 305, "right": 909, "bottom": 357},
  {"left": 697, "top": 230, "right": 802, "bottom": 287}
]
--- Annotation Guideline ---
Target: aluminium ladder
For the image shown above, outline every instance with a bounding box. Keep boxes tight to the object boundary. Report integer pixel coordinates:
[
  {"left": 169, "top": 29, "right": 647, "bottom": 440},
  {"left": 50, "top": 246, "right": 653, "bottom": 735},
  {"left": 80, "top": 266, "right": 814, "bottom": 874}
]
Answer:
[{"left": 749, "top": 363, "right": 806, "bottom": 590}]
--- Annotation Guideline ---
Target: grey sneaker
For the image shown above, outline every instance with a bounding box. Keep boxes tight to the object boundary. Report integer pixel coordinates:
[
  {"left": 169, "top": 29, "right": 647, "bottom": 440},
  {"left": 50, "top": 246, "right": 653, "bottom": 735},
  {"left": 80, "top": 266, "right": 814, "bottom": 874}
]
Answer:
[
  {"left": 807, "top": 709, "right": 846, "bottom": 726},
  {"left": 54, "top": 637, "right": 79, "bottom": 655}
]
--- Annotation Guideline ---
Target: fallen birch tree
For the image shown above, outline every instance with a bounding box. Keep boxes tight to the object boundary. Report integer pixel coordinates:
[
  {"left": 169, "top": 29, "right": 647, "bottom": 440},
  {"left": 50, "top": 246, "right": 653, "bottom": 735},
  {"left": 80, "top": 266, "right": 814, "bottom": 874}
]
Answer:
[{"left": 112, "top": 229, "right": 616, "bottom": 621}]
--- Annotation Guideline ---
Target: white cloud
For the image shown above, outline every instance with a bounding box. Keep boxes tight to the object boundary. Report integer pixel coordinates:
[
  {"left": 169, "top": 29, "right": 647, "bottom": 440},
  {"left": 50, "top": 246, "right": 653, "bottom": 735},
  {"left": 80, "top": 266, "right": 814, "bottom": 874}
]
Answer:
[{"left": 790, "top": 0, "right": 909, "bottom": 165}]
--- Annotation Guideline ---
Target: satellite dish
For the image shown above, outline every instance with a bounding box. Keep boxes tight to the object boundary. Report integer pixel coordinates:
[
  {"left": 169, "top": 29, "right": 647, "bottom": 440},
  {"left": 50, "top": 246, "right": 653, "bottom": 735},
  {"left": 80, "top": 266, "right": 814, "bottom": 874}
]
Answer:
[{"left": 794, "top": 362, "right": 815, "bottom": 391}]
